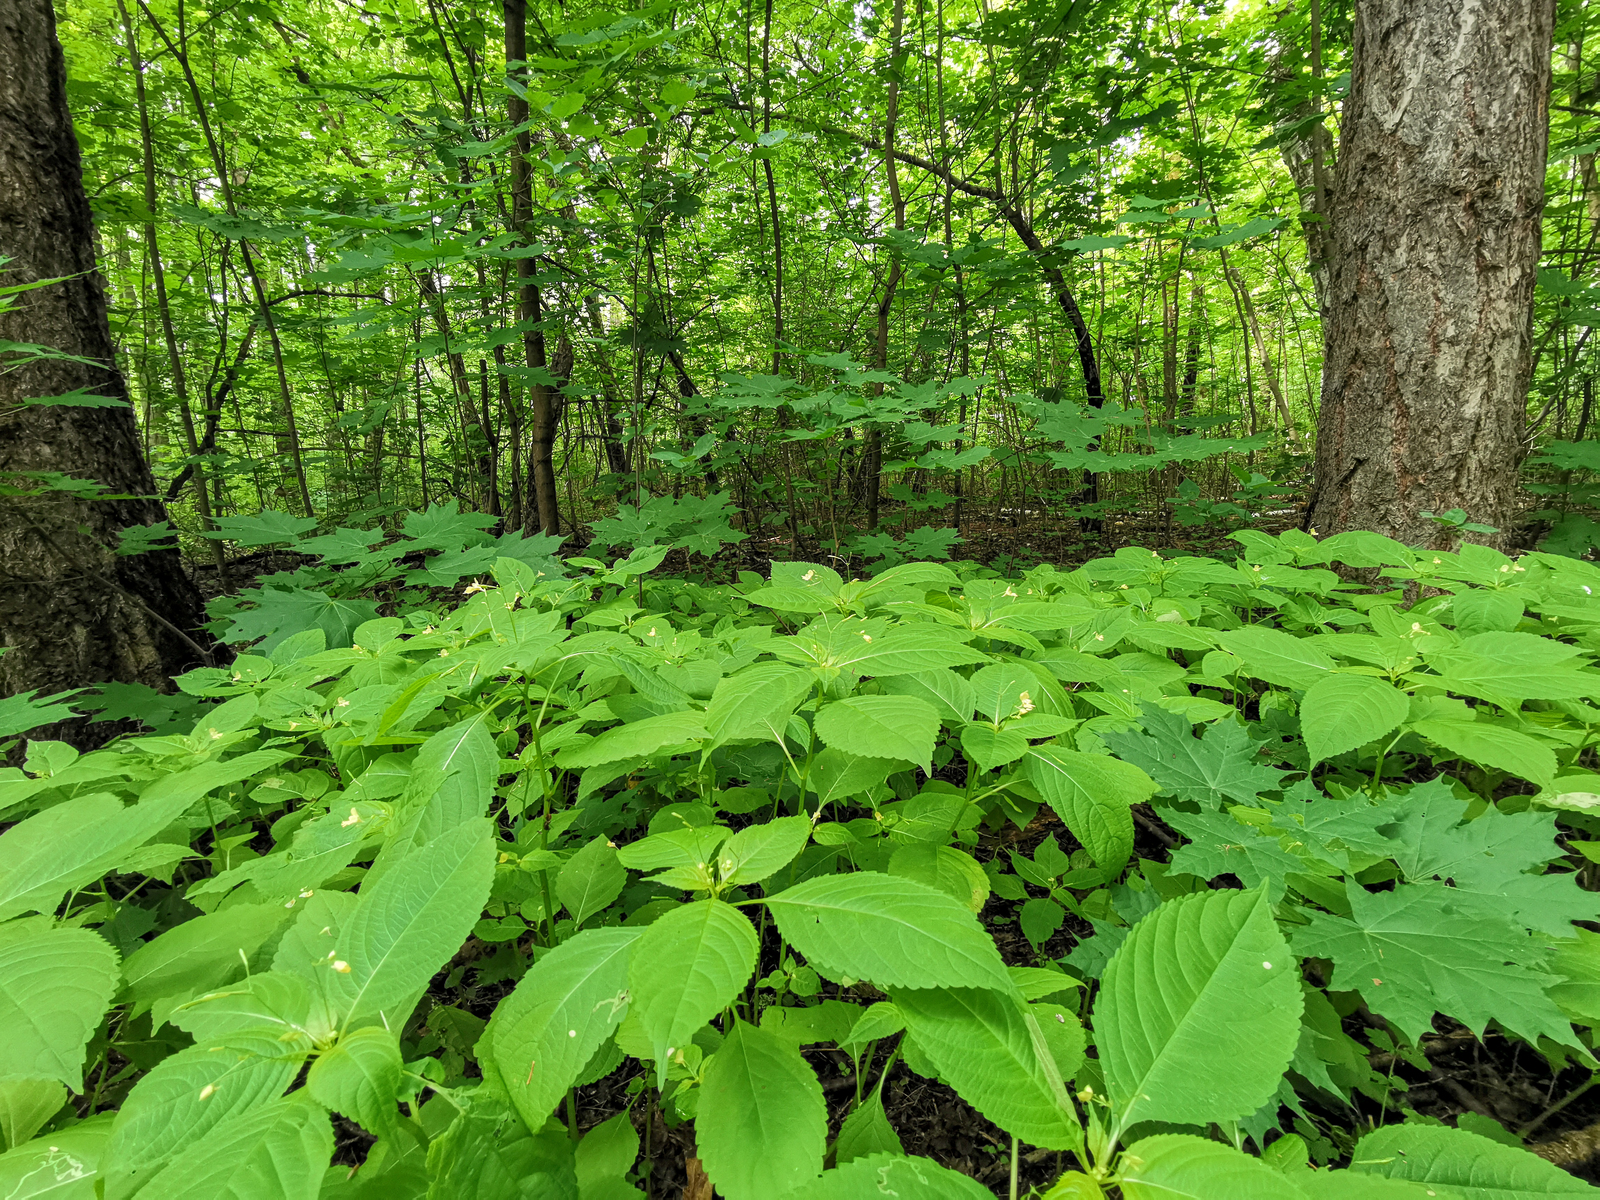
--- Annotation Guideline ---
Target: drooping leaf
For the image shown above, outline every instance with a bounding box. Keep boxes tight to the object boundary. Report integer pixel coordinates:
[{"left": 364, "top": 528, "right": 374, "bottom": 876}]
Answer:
[
  {"left": 628, "top": 900, "right": 758, "bottom": 1085},
  {"left": 1351, "top": 1122, "right": 1596, "bottom": 1199},
  {"left": 763, "top": 872, "right": 1013, "bottom": 993},
  {"left": 892, "top": 988, "right": 1079, "bottom": 1150},
  {"left": 307, "top": 1027, "right": 403, "bottom": 1134},
  {"left": 1019, "top": 745, "right": 1156, "bottom": 874},
  {"left": 833, "top": 1090, "right": 903, "bottom": 1164},
  {"left": 1216, "top": 626, "right": 1337, "bottom": 689},
  {"left": 1096, "top": 888, "right": 1301, "bottom": 1131},
  {"left": 696, "top": 1021, "right": 826, "bottom": 1200},
  {"left": 0, "top": 927, "right": 119, "bottom": 1091}
]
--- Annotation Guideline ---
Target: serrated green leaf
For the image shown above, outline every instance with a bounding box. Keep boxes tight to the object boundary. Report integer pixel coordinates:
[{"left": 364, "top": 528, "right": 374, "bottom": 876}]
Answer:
[
  {"left": 891, "top": 987, "right": 1079, "bottom": 1150},
  {"left": 886, "top": 843, "right": 989, "bottom": 912},
  {"left": 132, "top": 1094, "right": 331, "bottom": 1200},
  {"left": 334, "top": 817, "right": 495, "bottom": 1033},
  {"left": 560, "top": 711, "right": 706, "bottom": 769},
  {"left": 877, "top": 668, "right": 977, "bottom": 723},
  {"left": 1119, "top": 1134, "right": 1309, "bottom": 1199},
  {"left": 307, "top": 1027, "right": 402, "bottom": 1134},
  {"left": 1100, "top": 707, "right": 1282, "bottom": 808},
  {"left": 0, "top": 927, "right": 119, "bottom": 1091},
  {"left": 719, "top": 816, "right": 810, "bottom": 886},
  {"left": 490, "top": 927, "right": 638, "bottom": 1132},
  {"left": 776, "top": 1152, "right": 994, "bottom": 1199},
  {"left": 0, "top": 1112, "right": 112, "bottom": 1199},
  {"left": 0, "top": 1076, "right": 67, "bottom": 1150},
  {"left": 1409, "top": 719, "right": 1557, "bottom": 788},
  {"left": 815, "top": 695, "right": 939, "bottom": 770},
  {"left": 1096, "top": 888, "right": 1301, "bottom": 1131},
  {"left": 628, "top": 900, "right": 757, "bottom": 1086},
  {"left": 834, "top": 1090, "right": 903, "bottom": 1164},
  {"left": 763, "top": 871, "right": 1012, "bottom": 992},
  {"left": 706, "top": 663, "right": 814, "bottom": 748},
  {"left": 1300, "top": 674, "right": 1410, "bottom": 765},
  {"left": 1019, "top": 746, "right": 1156, "bottom": 874},
  {"left": 122, "top": 903, "right": 291, "bottom": 1007},
  {"left": 697, "top": 1021, "right": 825, "bottom": 1200},
  {"left": 1352, "top": 1123, "right": 1594, "bottom": 1198},
  {"left": 960, "top": 723, "right": 1028, "bottom": 771},
  {"left": 1217, "top": 626, "right": 1336, "bottom": 689},
  {"left": 557, "top": 836, "right": 627, "bottom": 926}
]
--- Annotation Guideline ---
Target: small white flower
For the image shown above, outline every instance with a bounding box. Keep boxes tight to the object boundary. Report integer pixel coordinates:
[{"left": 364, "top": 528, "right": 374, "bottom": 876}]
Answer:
[
  {"left": 332, "top": 960, "right": 351, "bottom": 974},
  {"left": 464, "top": 579, "right": 490, "bottom": 595},
  {"left": 341, "top": 808, "right": 361, "bottom": 828}
]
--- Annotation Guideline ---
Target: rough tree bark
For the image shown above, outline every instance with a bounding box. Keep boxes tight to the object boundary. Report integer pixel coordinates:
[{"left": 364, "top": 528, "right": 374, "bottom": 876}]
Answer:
[
  {"left": 0, "top": 0, "right": 207, "bottom": 738},
  {"left": 1307, "top": 0, "right": 1555, "bottom": 547}
]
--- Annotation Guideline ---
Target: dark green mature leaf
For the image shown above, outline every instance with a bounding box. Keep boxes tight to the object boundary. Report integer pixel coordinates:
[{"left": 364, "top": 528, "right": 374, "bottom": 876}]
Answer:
[
  {"left": 221, "top": 587, "right": 381, "bottom": 653},
  {"left": 490, "top": 927, "right": 639, "bottom": 1132},
  {"left": 1352, "top": 1123, "right": 1596, "bottom": 1198},
  {"left": 696, "top": 1021, "right": 826, "bottom": 1200},
  {"left": 561, "top": 711, "right": 706, "bottom": 769},
  {"left": 1101, "top": 707, "right": 1283, "bottom": 808},
  {"left": 764, "top": 872, "right": 1013, "bottom": 992},
  {"left": 1292, "top": 882, "right": 1573, "bottom": 1045},
  {"left": 1166, "top": 810, "right": 1312, "bottom": 901},
  {"left": 1096, "top": 889, "right": 1301, "bottom": 1131},
  {"left": 210, "top": 511, "right": 317, "bottom": 546},
  {"left": 892, "top": 988, "right": 1079, "bottom": 1150},
  {"left": 0, "top": 927, "right": 119, "bottom": 1090}
]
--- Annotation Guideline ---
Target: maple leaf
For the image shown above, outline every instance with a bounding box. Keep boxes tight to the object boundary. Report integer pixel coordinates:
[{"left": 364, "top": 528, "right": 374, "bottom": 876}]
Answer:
[
  {"left": 1102, "top": 704, "right": 1284, "bottom": 807},
  {"left": 400, "top": 500, "right": 497, "bottom": 551},
  {"left": 1166, "top": 809, "right": 1322, "bottom": 900},
  {"left": 210, "top": 509, "right": 316, "bottom": 547},
  {"left": 1292, "top": 881, "right": 1572, "bottom": 1047},
  {"left": 220, "top": 586, "right": 379, "bottom": 652}
]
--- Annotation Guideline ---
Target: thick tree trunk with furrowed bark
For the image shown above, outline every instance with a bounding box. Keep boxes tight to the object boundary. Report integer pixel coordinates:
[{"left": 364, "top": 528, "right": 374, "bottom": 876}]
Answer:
[
  {"left": 0, "top": 0, "right": 207, "bottom": 742},
  {"left": 1308, "top": 0, "right": 1555, "bottom": 548}
]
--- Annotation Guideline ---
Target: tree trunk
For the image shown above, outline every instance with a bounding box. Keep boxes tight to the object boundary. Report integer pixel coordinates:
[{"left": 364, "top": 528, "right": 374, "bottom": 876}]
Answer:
[
  {"left": 0, "top": 0, "right": 208, "bottom": 739},
  {"left": 1308, "top": 0, "right": 1554, "bottom": 547}
]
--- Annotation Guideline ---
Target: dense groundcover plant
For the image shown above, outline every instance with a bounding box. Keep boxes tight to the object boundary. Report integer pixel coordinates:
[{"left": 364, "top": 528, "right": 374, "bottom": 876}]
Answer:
[{"left": 4, "top": 522, "right": 1600, "bottom": 1198}]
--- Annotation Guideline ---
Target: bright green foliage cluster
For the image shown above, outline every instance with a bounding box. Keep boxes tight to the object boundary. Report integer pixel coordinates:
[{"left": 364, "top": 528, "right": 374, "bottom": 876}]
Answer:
[{"left": 3, "top": 528, "right": 1600, "bottom": 1197}]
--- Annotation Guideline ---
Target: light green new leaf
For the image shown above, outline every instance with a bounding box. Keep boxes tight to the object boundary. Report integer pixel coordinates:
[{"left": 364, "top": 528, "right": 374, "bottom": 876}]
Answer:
[
  {"left": 1119, "top": 1134, "right": 1310, "bottom": 1199},
  {"left": 0, "top": 1077, "right": 66, "bottom": 1150},
  {"left": 334, "top": 817, "right": 495, "bottom": 1033},
  {"left": 776, "top": 1153, "right": 994, "bottom": 1200},
  {"left": 878, "top": 668, "right": 977, "bottom": 723},
  {"left": 1096, "top": 888, "right": 1301, "bottom": 1131},
  {"left": 0, "top": 1112, "right": 112, "bottom": 1200},
  {"left": 960, "top": 723, "right": 1028, "bottom": 771},
  {"left": 0, "top": 927, "right": 119, "bottom": 1090},
  {"left": 706, "top": 663, "right": 814, "bottom": 748},
  {"left": 763, "top": 872, "right": 1013, "bottom": 993},
  {"left": 628, "top": 900, "right": 757, "bottom": 1086},
  {"left": 557, "top": 836, "right": 627, "bottom": 926},
  {"left": 1217, "top": 626, "right": 1337, "bottom": 690},
  {"left": 1019, "top": 746, "right": 1157, "bottom": 875},
  {"left": 121, "top": 903, "right": 291, "bottom": 1007},
  {"left": 1352, "top": 1123, "right": 1595, "bottom": 1199},
  {"left": 561, "top": 712, "right": 706, "bottom": 769},
  {"left": 1297, "top": 1172, "right": 1453, "bottom": 1199},
  {"left": 490, "top": 927, "right": 639, "bottom": 1132},
  {"left": 887, "top": 843, "right": 989, "bottom": 912},
  {"left": 132, "top": 1095, "right": 332, "bottom": 1200},
  {"left": 815, "top": 695, "right": 940, "bottom": 770},
  {"left": 307, "top": 1026, "right": 403, "bottom": 1134},
  {"left": 1300, "top": 674, "right": 1410, "bottom": 765},
  {"left": 892, "top": 987, "right": 1079, "bottom": 1150},
  {"left": 576, "top": 1111, "right": 640, "bottom": 1198},
  {"left": 105, "top": 1028, "right": 311, "bottom": 1195},
  {"left": 719, "top": 816, "right": 810, "bottom": 886},
  {"left": 696, "top": 1021, "right": 826, "bottom": 1200},
  {"left": 1410, "top": 720, "right": 1557, "bottom": 788},
  {"left": 833, "top": 1090, "right": 903, "bottom": 1164}
]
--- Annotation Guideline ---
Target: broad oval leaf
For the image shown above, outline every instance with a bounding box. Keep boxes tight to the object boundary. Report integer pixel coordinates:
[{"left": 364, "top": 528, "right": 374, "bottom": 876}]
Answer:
[
  {"left": 1300, "top": 674, "right": 1410, "bottom": 766},
  {"left": 306, "top": 1026, "right": 403, "bottom": 1134},
  {"left": 560, "top": 711, "right": 706, "bottom": 769},
  {"left": 892, "top": 987, "right": 1079, "bottom": 1151},
  {"left": 628, "top": 900, "right": 758, "bottom": 1086},
  {"left": 1119, "top": 1134, "right": 1310, "bottom": 1199},
  {"left": 1096, "top": 888, "right": 1301, "bottom": 1131},
  {"left": 1020, "top": 746, "right": 1156, "bottom": 874},
  {"left": 132, "top": 1094, "right": 332, "bottom": 1200},
  {"left": 696, "top": 1021, "right": 825, "bottom": 1200},
  {"left": 815, "top": 695, "right": 940, "bottom": 770},
  {"left": 0, "top": 927, "right": 119, "bottom": 1091},
  {"left": 776, "top": 1153, "right": 994, "bottom": 1200},
  {"left": 706, "top": 663, "right": 814, "bottom": 748},
  {"left": 490, "top": 927, "right": 640, "bottom": 1131},
  {"left": 763, "top": 871, "right": 1013, "bottom": 993},
  {"left": 1352, "top": 1118, "right": 1597, "bottom": 1199},
  {"left": 1216, "top": 626, "right": 1336, "bottom": 690},
  {"left": 556, "top": 835, "right": 627, "bottom": 926},
  {"left": 719, "top": 815, "right": 810, "bottom": 886}
]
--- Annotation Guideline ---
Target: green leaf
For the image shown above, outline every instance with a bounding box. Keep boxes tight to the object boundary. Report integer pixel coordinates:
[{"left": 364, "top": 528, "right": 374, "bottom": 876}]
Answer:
[
  {"left": 834, "top": 1090, "right": 903, "bottom": 1163},
  {"left": 210, "top": 511, "right": 317, "bottom": 546},
  {"left": 763, "top": 872, "right": 1013, "bottom": 992},
  {"left": 560, "top": 711, "right": 706, "bottom": 769},
  {"left": 1019, "top": 746, "right": 1157, "bottom": 874},
  {"left": 776, "top": 1153, "right": 995, "bottom": 1200},
  {"left": 557, "top": 836, "right": 627, "bottom": 926},
  {"left": 307, "top": 1027, "right": 402, "bottom": 1134},
  {"left": 0, "top": 927, "right": 119, "bottom": 1091},
  {"left": 122, "top": 903, "right": 291, "bottom": 1006},
  {"left": 1352, "top": 1123, "right": 1596, "bottom": 1198},
  {"left": 815, "top": 695, "right": 940, "bottom": 771},
  {"left": 1300, "top": 675, "right": 1410, "bottom": 765},
  {"left": 1292, "top": 881, "right": 1573, "bottom": 1046},
  {"left": 892, "top": 987, "right": 1079, "bottom": 1150},
  {"left": 1409, "top": 719, "right": 1557, "bottom": 788},
  {"left": 0, "top": 1112, "right": 112, "bottom": 1199},
  {"left": 1166, "top": 809, "right": 1311, "bottom": 902},
  {"left": 1426, "top": 632, "right": 1598, "bottom": 706},
  {"left": 1119, "top": 1134, "right": 1310, "bottom": 1199},
  {"left": 131, "top": 1094, "right": 332, "bottom": 1200},
  {"left": 1101, "top": 707, "right": 1282, "bottom": 808},
  {"left": 1216, "top": 626, "right": 1336, "bottom": 689},
  {"left": 1296, "top": 1171, "right": 1446, "bottom": 1199},
  {"left": 887, "top": 843, "right": 990, "bottom": 912},
  {"left": 220, "top": 587, "right": 380, "bottom": 653},
  {"left": 706, "top": 663, "right": 814, "bottom": 748},
  {"left": 105, "top": 1029, "right": 312, "bottom": 1192},
  {"left": 628, "top": 900, "right": 757, "bottom": 1085},
  {"left": 334, "top": 817, "right": 495, "bottom": 1032},
  {"left": 696, "top": 1021, "right": 826, "bottom": 1200},
  {"left": 719, "top": 816, "right": 811, "bottom": 886},
  {"left": 1096, "top": 888, "right": 1301, "bottom": 1131},
  {"left": 425, "top": 1092, "right": 578, "bottom": 1199},
  {"left": 1032, "top": 1001, "right": 1086, "bottom": 1080},
  {"left": 0, "top": 1077, "right": 67, "bottom": 1150},
  {"left": 0, "top": 690, "right": 84, "bottom": 739},
  {"left": 489, "top": 927, "right": 639, "bottom": 1132},
  {"left": 968, "top": 663, "right": 1036, "bottom": 721},
  {"left": 960, "top": 723, "right": 1028, "bottom": 771},
  {"left": 878, "top": 668, "right": 976, "bottom": 723},
  {"left": 575, "top": 1112, "right": 640, "bottom": 1196}
]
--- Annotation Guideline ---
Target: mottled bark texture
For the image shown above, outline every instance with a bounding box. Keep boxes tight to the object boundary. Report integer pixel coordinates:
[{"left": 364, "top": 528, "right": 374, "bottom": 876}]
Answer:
[
  {"left": 1, "top": 0, "right": 207, "bottom": 738},
  {"left": 1308, "top": 0, "right": 1555, "bottom": 547}
]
